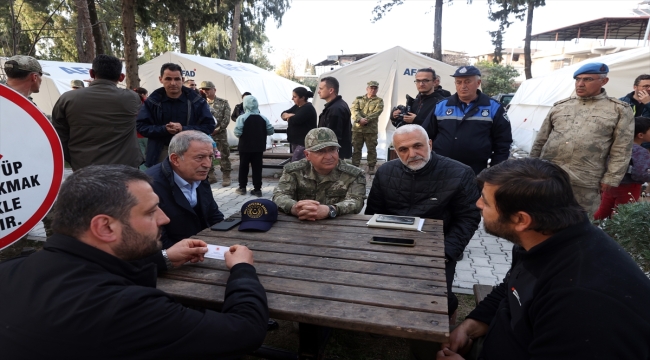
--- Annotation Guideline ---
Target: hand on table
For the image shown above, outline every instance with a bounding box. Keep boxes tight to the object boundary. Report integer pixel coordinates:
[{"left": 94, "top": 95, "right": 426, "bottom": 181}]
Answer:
[
  {"left": 225, "top": 245, "right": 254, "bottom": 269},
  {"left": 166, "top": 239, "right": 208, "bottom": 267},
  {"left": 290, "top": 200, "right": 330, "bottom": 221}
]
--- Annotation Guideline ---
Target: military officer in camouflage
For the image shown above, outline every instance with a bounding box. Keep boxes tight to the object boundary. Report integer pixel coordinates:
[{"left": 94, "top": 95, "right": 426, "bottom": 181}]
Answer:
[
  {"left": 272, "top": 128, "right": 367, "bottom": 221},
  {"left": 200, "top": 80, "right": 233, "bottom": 186},
  {"left": 530, "top": 62, "right": 634, "bottom": 216},
  {"left": 351, "top": 80, "right": 384, "bottom": 175}
]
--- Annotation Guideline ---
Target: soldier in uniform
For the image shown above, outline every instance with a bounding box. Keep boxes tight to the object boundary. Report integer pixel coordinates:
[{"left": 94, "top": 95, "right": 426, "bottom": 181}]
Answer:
[
  {"left": 3, "top": 55, "right": 49, "bottom": 100},
  {"left": 272, "top": 128, "right": 366, "bottom": 221},
  {"left": 351, "top": 80, "right": 384, "bottom": 174},
  {"left": 199, "top": 81, "right": 233, "bottom": 186},
  {"left": 530, "top": 62, "right": 634, "bottom": 216},
  {"left": 70, "top": 79, "right": 85, "bottom": 89}
]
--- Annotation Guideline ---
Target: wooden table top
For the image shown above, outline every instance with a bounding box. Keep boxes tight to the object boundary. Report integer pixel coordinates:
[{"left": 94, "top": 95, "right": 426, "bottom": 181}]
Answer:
[{"left": 157, "top": 214, "right": 450, "bottom": 342}]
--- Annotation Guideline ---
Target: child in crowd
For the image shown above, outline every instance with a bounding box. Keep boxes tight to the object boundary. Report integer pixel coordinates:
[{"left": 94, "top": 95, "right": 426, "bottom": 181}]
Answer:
[{"left": 594, "top": 116, "right": 650, "bottom": 219}]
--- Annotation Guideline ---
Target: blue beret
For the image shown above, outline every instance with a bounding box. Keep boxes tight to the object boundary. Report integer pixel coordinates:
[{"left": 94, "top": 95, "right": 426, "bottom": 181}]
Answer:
[
  {"left": 573, "top": 62, "right": 609, "bottom": 78},
  {"left": 451, "top": 66, "right": 481, "bottom": 77}
]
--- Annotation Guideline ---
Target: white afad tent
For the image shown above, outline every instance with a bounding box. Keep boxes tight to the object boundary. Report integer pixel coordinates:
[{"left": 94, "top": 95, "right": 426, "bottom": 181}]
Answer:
[
  {"left": 312, "top": 46, "right": 458, "bottom": 159},
  {"left": 139, "top": 52, "right": 307, "bottom": 145},
  {"left": 508, "top": 47, "right": 650, "bottom": 153}
]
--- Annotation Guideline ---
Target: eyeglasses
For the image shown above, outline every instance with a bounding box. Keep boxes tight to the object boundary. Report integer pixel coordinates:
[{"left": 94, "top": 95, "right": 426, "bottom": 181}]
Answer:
[
  {"left": 414, "top": 79, "right": 432, "bottom": 84},
  {"left": 637, "top": 84, "right": 650, "bottom": 89},
  {"left": 313, "top": 147, "right": 339, "bottom": 155},
  {"left": 574, "top": 76, "right": 601, "bottom": 83}
]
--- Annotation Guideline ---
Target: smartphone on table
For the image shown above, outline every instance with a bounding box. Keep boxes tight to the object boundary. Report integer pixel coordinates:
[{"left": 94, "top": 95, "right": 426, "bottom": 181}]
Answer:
[{"left": 369, "top": 236, "right": 415, "bottom": 247}]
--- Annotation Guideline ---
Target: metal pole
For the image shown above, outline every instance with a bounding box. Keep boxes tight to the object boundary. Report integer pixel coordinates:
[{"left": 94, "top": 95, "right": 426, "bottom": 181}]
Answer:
[{"left": 644, "top": 19, "right": 650, "bottom": 47}]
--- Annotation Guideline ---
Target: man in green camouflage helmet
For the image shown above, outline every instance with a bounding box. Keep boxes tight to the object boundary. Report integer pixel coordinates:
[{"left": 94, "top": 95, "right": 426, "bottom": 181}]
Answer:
[
  {"left": 272, "top": 127, "right": 367, "bottom": 220},
  {"left": 199, "top": 80, "right": 233, "bottom": 186},
  {"left": 351, "top": 80, "right": 384, "bottom": 174}
]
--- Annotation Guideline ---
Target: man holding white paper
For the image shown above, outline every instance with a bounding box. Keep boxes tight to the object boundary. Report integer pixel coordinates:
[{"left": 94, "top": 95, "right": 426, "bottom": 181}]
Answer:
[{"left": 365, "top": 125, "right": 481, "bottom": 323}]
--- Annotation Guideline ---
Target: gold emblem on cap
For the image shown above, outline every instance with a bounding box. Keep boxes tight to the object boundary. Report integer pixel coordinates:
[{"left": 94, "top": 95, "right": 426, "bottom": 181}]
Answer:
[{"left": 244, "top": 202, "right": 268, "bottom": 219}]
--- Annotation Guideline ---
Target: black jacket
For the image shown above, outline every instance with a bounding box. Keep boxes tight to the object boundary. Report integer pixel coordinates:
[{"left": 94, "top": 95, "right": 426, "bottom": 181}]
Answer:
[
  {"left": 390, "top": 91, "right": 445, "bottom": 129},
  {"left": 365, "top": 153, "right": 481, "bottom": 260},
  {"left": 424, "top": 90, "right": 513, "bottom": 174},
  {"left": 0, "top": 234, "right": 269, "bottom": 359},
  {"left": 282, "top": 102, "right": 317, "bottom": 146},
  {"left": 231, "top": 102, "right": 245, "bottom": 122},
  {"left": 468, "top": 218, "right": 650, "bottom": 359},
  {"left": 136, "top": 86, "right": 215, "bottom": 167},
  {"left": 238, "top": 114, "right": 270, "bottom": 153},
  {"left": 434, "top": 86, "right": 452, "bottom": 99},
  {"left": 318, "top": 95, "right": 352, "bottom": 158},
  {"left": 146, "top": 158, "right": 224, "bottom": 248}
]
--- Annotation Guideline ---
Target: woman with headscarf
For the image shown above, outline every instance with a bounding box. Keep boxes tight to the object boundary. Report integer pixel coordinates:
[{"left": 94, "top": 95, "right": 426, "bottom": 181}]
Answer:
[
  {"left": 281, "top": 87, "right": 317, "bottom": 161},
  {"left": 234, "top": 95, "right": 274, "bottom": 197}
]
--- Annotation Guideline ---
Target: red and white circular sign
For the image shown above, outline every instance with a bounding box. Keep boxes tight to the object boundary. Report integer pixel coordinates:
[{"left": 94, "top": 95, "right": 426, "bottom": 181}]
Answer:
[{"left": 0, "top": 84, "right": 64, "bottom": 250}]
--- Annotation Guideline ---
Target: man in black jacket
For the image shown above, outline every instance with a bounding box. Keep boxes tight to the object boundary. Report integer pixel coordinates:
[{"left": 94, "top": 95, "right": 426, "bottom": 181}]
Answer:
[
  {"left": 365, "top": 124, "right": 481, "bottom": 320},
  {"left": 137, "top": 63, "right": 215, "bottom": 167},
  {"left": 437, "top": 158, "right": 650, "bottom": 360},
  {"left": 317, "top": 76, "right": 353, "bottom": 159},
  {"left": 390, "top": 68, "right": 446, "bottom": 130},
  {"left": 0, "top": 165, "right": 268, "bottom": 359},
  {"left": 146, "top": 131, "right": 225, "bottom": 249}
]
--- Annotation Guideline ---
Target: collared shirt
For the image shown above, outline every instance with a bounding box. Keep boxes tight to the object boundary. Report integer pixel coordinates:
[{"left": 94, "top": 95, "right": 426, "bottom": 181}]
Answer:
[{"left": 173, "top": 171, "right": 201, "bottom": 207}]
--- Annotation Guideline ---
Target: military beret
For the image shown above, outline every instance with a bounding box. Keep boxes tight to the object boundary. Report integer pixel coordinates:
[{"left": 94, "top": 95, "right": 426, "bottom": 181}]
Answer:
[
  {"left": 199, "top": 80, "right": 215, "bottom": 89},
  {"left": 451, "top": 66, "right": 481, "bottom": 77},
  {"left": 367, "top": 81, "right": 379, "bottom": 87},
  {"left": 573, "top": 62, "right": 609, "bottom": 78}
]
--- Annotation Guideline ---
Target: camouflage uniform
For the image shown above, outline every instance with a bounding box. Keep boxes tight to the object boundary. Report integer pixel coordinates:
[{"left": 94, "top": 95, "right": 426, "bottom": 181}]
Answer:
[
  {"left": 530, "top": 90, "right": 634, "bottom": 215},
  {"left": 206, "top": 95, "right": 232, "bottom": 184},
  {"left": 272, "top": 127, "right": 367, "bottom": 216},
  {"left": 272, "top": 159, "right": 367, "bottom": 215},
  {"left": 351, "top": 84, "right": 384, "bottom": 169}
]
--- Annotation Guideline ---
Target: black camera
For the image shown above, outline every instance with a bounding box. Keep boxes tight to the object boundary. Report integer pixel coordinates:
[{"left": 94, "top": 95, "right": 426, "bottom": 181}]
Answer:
[{"left": 391, "top": 95, "right": 416, "bottom": 128}]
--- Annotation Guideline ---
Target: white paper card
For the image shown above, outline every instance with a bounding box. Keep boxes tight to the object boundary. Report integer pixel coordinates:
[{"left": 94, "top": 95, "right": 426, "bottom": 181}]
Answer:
[{"left": 205, "top": 244, "right": 229, "bottom": 260}]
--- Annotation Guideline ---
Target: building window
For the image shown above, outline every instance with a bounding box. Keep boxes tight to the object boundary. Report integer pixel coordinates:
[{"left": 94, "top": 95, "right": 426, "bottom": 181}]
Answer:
[{"left": 512, "top": 54, "right": 520, "bottom": 62}]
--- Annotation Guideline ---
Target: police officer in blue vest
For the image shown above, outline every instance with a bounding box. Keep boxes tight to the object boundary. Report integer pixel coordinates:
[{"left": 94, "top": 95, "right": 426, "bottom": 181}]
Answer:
[{"left": 423, "top": 66, "right": 512, "bottom": 174}]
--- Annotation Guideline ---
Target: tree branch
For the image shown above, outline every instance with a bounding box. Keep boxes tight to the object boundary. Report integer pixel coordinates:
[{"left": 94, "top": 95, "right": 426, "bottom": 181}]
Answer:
[{"left": 28, "top": 0, "right": 67, "bottom": 56}]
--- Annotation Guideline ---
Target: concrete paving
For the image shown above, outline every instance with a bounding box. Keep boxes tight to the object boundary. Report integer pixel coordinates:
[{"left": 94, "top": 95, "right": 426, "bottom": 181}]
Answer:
[{"left": 27, "top": 157, "right": 512, "bottom": 291}]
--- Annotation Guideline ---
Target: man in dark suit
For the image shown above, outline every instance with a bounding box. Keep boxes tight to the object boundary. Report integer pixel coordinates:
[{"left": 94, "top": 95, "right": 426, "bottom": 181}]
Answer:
[{"left": 146, "top": 130, "right": 224, "bottom": 248}]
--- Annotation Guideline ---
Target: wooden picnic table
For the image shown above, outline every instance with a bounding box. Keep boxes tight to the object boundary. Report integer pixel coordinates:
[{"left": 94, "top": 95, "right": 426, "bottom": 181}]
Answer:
[{"left": 157, "top": 213, "right": 449, "bottom": 358}]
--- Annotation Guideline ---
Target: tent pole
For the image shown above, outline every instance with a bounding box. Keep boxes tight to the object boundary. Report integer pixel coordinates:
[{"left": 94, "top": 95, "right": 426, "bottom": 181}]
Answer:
[
  {"left": 603, "top": 20, "right": 609, "bottom": 46},
  {"left": 644, "top": 19, "right": 650, "bottom": 47}
]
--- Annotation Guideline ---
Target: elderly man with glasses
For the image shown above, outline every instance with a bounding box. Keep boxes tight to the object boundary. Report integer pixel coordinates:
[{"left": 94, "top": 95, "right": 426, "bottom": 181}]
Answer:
[
  {"left": 272, "top": 127, "right": 366, "bottom": 221},
  {"left": 530, "top": 62, "right": 634, "bottom": 216}
]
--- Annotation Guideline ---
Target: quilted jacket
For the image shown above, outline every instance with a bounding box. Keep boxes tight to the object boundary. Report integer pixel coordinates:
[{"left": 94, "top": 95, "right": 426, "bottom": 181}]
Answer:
[{"left": 365, "top": 153, "right": 481, "bottom": 259}]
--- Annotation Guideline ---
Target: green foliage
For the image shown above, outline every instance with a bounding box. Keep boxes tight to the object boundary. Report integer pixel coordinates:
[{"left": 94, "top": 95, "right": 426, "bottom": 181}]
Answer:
[
  {"left": 599, "top": 201, "right": 650, "bottom": 273},
  {"left": 474, "top": 60, "right": 519, "bottom": 96}
]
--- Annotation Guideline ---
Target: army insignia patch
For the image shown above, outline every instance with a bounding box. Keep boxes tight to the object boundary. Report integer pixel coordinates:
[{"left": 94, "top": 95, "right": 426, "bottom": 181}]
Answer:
[
  {"left": 459, "top": 67, "right": 467, "bottom": 74},
  {"left": 599, "top": 64, "right": 607, "bottom": 72},
  {"left": 481, "top": 109, "right": 489, "bottom": 117},
  {"left": 243, "top": 202, "right": 268, "bottom": 218},
  {"left": 446, "top": 108, "right": 453, "bottom": 115}
]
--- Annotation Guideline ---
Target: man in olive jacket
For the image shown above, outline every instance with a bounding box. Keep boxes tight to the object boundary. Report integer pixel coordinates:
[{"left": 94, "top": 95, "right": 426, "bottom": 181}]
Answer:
[{"left": 52, "top": 54, "right": 143, "bottom": 171}]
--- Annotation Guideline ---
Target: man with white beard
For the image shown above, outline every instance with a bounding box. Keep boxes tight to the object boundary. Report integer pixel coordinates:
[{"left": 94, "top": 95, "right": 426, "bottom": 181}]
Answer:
[{"left": 365, "top": 125, "right": 481, "bottom": 326}]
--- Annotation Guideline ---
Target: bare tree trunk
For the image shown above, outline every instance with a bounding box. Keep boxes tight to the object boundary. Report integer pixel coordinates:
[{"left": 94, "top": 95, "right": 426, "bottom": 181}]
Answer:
[
  {"left": 100, "top": 22, "right": 112, "bottom": 55},
  {"left": 87, "top": 0, "right": 105, "bottom": 55},
  {"left": 178, "top": 18, "right": 187, "bottom": 54},
  {"left": 524, "top": 0, "right": 534, "bottom": 79},
  {"left": 433, "top": 0, "right": 443, "bottom": 61},
  {"left": 122, "top": 0, "right": 139, "bottom": 88},
  {"left": 9, "top": 0, "right": 18, "bottom": 55},
  {"left": 229, "top": 1, "right": 241, "bottom": 61},
  {"left": 74, "top": 0, "right": 95, "bottom": 62}
]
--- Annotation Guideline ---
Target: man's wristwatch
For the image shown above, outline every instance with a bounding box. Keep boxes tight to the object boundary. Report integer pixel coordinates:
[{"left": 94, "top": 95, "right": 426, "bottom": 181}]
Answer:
[
  {"left": 328, "top": 205, "right": 338, "bottom": 218},
  {"left": 161, "top": 249, "right": 174, "bottom": 269}
]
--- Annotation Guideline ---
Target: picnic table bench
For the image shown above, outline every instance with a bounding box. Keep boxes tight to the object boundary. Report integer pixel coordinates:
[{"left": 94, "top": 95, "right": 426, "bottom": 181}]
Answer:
[{"left": 157, "top": 213, "right": 449, "bottom": 359}]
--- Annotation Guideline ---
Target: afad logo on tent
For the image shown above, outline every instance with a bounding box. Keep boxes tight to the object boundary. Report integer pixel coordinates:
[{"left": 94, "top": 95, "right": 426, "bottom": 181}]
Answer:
[
  {"left": 403, "top": 68, "right": 421, "bottom": 76},
  {"left": 182, "top": 69, "right": 197, "bottom": 77}
]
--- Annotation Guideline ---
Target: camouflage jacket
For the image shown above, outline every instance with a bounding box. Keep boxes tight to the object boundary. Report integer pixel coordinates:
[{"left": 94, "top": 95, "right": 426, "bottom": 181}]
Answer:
[
  {"left": 207, "top": 97, "right": 231, "bottom": 134},
  {"left": 351, "top": 95, "right": 384, "bottom": 133},
  {"left": 530, "top": 90, "right": 634, "bottom": 188},
  {"left": 272, "top": 159, "right": 367, "bottom": 215}
]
